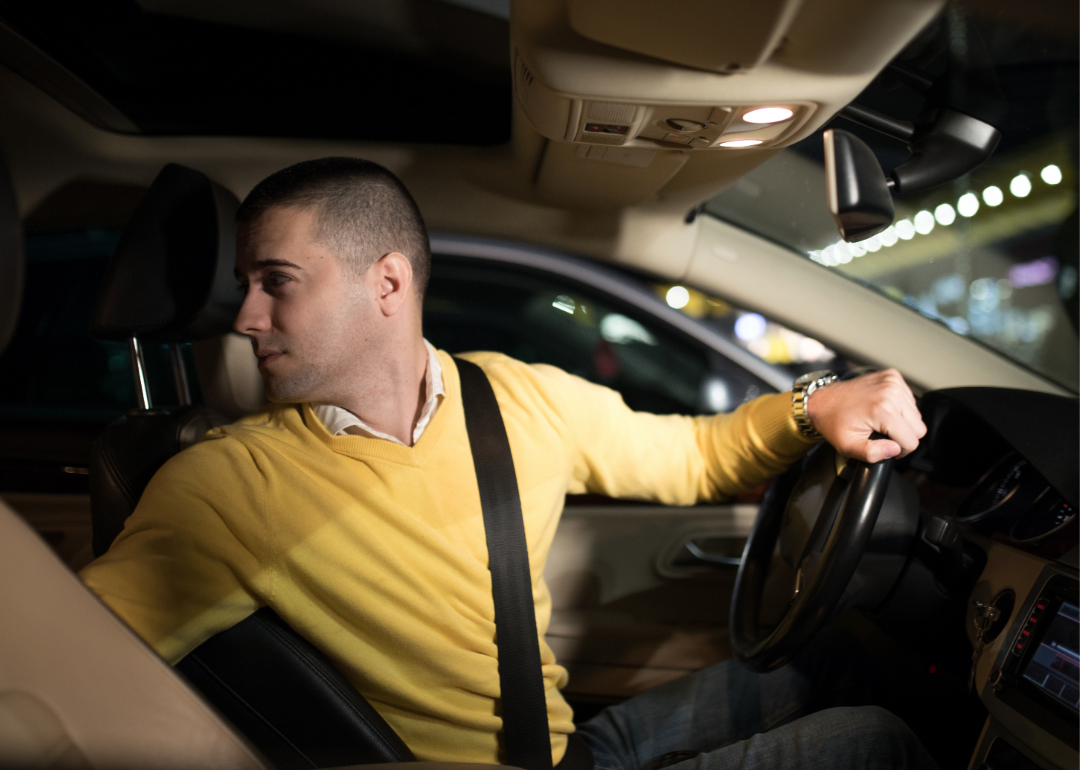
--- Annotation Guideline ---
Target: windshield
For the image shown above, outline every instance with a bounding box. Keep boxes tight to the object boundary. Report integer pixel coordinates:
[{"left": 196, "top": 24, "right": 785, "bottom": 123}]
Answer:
[{"left": 705, "top": 7, "right": 1078, "bottom": 392}]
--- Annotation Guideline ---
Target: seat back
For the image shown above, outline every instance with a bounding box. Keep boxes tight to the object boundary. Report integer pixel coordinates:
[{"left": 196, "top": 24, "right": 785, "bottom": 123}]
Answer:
[
  {"left": 0, "top": 499, "right": 268, "bottom": 770},
  {"left": 89, "top": 162, "right": 242, "bottom": 556},
  {"left": 0, "top": 146, "right": 260, "bottom": 770},
  {"left": 90, "top": 405, "right": 227, "bottom": 556},
  {"left": 88, "top": 163, "right": 414, "bottom": 768}
]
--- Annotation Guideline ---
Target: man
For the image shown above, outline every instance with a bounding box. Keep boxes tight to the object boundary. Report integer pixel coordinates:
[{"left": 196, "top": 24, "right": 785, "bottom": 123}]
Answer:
[{"left": 81, "top": 158, "right": 933, "bottom": 770}]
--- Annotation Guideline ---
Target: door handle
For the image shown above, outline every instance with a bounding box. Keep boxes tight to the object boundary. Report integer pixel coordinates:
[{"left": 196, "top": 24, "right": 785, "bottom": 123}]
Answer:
[{"left": 683, "top": 538, "right": 743, "bottom": 567}]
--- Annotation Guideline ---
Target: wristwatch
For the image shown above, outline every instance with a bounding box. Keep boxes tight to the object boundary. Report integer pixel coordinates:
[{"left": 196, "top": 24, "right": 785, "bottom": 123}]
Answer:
[{"left": 791, "top": 370, "right": 838, "bottom": 440}]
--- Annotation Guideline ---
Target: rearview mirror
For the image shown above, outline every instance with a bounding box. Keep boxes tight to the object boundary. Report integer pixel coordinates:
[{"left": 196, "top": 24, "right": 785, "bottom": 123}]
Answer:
[{"left": 823, "top": 129, "right": 894, "bottom": 243}]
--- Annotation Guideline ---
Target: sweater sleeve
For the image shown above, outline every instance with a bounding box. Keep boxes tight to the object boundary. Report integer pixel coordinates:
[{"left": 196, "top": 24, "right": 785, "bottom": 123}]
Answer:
[
  {"left": 535, "top": 364, "right": 817, "bottom": 504},
  {"left": 79, "top": 434, "right": 269, "bottom": 664}
]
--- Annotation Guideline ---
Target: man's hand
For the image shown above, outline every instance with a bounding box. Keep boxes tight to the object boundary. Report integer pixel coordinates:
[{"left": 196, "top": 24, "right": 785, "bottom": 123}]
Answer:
[{"left": 806, "top": 369, "right": 927, "bottom": 464}]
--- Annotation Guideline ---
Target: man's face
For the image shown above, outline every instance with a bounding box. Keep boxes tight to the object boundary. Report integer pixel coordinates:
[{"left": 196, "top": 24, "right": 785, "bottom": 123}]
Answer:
[{"left": 234, "top": 206, "right": 374, "bottom": 404}]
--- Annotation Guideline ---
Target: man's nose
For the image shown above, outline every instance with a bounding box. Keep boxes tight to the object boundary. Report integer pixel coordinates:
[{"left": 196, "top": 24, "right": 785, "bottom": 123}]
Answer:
[{"left": 234, "top": 287, "right": 270, "bottom": 335}]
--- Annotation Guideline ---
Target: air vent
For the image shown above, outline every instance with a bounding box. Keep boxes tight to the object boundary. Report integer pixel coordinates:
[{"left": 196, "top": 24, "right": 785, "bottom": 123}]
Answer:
[
  {"left": 586, "top": 102, "right": 637, "bottom": 124},
  {"left": 580, "top": 132, "right": 626, "bottom": 146}
]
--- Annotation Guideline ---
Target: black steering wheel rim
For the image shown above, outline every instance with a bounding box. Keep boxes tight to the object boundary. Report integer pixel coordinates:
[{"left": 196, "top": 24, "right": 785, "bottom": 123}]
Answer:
[{"left": 729, "top": 444, "right": 894, "bottom": 672}]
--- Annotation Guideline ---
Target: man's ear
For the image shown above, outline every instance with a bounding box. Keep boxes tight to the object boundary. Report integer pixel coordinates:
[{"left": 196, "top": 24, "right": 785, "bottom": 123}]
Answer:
[{"left": 371, "top": 252, "right": 414, "bottom": 317}]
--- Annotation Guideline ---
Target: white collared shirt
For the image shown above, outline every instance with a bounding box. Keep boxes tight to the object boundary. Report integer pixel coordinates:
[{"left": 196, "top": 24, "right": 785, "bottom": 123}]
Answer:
[{"left": 312, "top": 340, "right": 445, "bottom": 446}]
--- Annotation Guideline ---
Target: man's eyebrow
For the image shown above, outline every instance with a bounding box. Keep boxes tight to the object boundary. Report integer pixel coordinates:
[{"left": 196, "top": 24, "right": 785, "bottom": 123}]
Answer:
[{"left": 234, "top": 259, "right": 303, "bottom": 279}]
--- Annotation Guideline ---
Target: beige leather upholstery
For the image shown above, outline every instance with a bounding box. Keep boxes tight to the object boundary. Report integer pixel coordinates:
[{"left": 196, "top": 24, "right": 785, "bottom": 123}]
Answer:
[
  {"left": 191, "top": 332, "right": 265, "bottom": 421},
  {"left": 0, "top": 499, "right": 266, "bottom": 770},
  {"left": 0, "top": 691, "right": 90, "bottom": 769}
]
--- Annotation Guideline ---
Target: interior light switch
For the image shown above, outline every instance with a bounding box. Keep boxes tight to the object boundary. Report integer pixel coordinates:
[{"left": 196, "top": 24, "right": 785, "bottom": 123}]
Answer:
[
  {"left": 708, "top": 107, "right": 731, "bottom": 124},
  {"left": 663, "top": 132, "right": 691, "bottom": 144},
  {"left": 666, "top": 119, "right": 706, "bottom": 132}
]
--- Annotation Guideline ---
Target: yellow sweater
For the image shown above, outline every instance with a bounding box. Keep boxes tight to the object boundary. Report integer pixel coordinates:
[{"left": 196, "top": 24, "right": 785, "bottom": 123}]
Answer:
[{"left": 80, "top": 351, "right": 814, "bottom": 765}]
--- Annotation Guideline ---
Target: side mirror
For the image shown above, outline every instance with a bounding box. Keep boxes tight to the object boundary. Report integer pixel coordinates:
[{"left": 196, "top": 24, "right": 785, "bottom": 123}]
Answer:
[{"left": 824, "top": 129, "right": 894, "bottom": 243}]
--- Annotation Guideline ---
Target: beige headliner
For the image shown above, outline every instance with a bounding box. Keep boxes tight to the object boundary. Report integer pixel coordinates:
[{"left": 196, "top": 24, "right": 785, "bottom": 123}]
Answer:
[{"left": 0, "top": 0, "right": 1068, "bottom": 397}]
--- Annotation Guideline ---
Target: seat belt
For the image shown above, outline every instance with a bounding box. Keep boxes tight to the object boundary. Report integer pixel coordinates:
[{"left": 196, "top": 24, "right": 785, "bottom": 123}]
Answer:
[
  {"left": 453, "top": 358, "right": 795, "bottom": 770},
  {"left": 456, "top": 358, "right": 558, "bottom": 770}
]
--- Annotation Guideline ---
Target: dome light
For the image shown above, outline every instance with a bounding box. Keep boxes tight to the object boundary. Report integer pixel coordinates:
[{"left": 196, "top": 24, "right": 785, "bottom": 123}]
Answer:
[
  {"left": 1040, "top": 164, "right": 1063, "bottom": 185},
  {"left": 666, "top": 286, "right": 690, "bottom": 309},
  {"left": 982, "top": 185, "right": 1004, "bottom": 207},
  {"left": 914, "top": 210, "right": 935, "bottom": 235},
  {"left": 742, "top": 107, "right": 794, "bottom": 124},
  {"left": 1010, "top": 174, "right": 1032, "bottom": 198},
  {"left": 934, "top": 203, "right": 956, "bottom": 226},
  {"left": 957, "top": 192, "right": 979, "bottom": 217},
  {"left": 719, "top": 139, "right": 764, "bottom": 148}
]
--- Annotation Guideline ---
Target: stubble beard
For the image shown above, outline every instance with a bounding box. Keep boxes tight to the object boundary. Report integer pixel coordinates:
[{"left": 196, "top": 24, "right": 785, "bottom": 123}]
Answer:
[{"left": 259, "top": 289, "right": 372, "bottom": 405}]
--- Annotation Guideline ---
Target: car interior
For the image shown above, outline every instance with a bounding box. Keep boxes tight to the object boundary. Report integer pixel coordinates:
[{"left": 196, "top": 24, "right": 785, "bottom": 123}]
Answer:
[{"left": 0, "top": 1, "right": 1077, "bottom": 769}]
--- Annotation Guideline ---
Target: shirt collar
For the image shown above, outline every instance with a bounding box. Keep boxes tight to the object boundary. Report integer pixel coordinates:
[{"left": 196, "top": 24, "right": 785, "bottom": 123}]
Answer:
[{"left": 312, "top": 340, "right": 445, "bottom": 446}]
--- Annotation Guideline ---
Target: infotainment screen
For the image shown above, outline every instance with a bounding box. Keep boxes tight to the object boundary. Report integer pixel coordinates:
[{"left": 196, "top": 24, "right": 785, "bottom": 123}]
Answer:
[{"left": 1021, "top": 601, "right": 1080, "bottom": 712}]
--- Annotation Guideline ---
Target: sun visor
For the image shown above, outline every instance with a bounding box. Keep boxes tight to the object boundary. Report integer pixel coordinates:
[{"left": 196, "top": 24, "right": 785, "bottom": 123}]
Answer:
[
  {"left": 92, "top": 164, "right": 240, "bottom": 342},
  {"left": 568, "top": 0, "right": 805, "bottom": 75}
]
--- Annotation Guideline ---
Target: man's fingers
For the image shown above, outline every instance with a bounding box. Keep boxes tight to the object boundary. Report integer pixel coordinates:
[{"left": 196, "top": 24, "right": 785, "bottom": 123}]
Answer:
[
  {"left": 861, "top": 438, "right": 902, "bottom": 464},
  {"left": 899, "top": 401, "right": 927, "bottom": 439},
  {"left": 879, "top": 412, "right": 920, "bottom": 456}
]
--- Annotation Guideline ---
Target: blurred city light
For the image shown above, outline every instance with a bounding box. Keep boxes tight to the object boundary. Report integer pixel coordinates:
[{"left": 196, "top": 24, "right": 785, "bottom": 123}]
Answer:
[
  {"left": 934, "top": 203, "right": 957, "bottom": 226},
  {"left": 665, "top": 285, "right": 690, "bottom": 309},
  {"left": 957, "top": 192, "right": 980, "bottom": 217},
  {"left": 734, "top": 313, "right": 767, "bottom": 341},
  {"left": 1040, "top": 164, "right": 1063, "bottom": 185},
  {"left": 895, "top": 219, "right": 915, "bottom": 240},
  {"left": 983, "top": 185, "right": 1004, "bottom": 206},
  {"left": 1010, "top": 174, "right": 1032, "bottom": 198},
  {"left": 914, "top": 210, "right": 935, "bottom": 234},
  {"left": 1009, "top": 256, "right": 1059, "bottom": 288}
]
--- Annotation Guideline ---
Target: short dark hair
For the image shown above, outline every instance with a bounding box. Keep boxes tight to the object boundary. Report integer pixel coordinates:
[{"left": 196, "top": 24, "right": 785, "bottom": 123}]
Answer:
[{"left": 237, "top": 157, "right": 431, "bottom": 296}]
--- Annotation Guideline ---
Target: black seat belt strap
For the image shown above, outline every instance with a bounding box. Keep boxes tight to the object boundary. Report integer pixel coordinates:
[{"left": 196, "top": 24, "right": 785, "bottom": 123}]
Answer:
[{"left": 456, "top": 357, "right": 554, "bottom": 770}]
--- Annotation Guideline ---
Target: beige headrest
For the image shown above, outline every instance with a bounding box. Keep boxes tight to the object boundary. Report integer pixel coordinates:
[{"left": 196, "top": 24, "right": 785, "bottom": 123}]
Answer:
[{"left": 192, "top": 333, "right": 266, "bottom": 421}]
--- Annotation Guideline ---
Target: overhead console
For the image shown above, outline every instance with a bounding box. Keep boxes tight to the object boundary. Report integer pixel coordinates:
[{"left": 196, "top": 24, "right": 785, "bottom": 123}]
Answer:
[{"left": 510, "top": 0, "right": 944, "bottom": 209}]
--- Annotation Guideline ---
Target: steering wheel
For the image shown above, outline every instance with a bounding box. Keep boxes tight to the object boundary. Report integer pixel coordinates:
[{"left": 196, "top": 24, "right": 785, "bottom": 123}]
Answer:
[{"left": 729, "top": 438, "right": 894, "bottom": 672}]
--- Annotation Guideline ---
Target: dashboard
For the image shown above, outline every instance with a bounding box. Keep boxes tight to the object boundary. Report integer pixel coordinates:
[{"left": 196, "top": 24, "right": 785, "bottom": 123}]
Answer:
[{"left": 905, "top": 387, "right": 1078, "bottom": 770}]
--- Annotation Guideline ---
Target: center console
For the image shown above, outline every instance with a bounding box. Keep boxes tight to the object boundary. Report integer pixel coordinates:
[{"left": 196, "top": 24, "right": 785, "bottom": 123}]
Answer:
[{"left": 971, "top": 563, "right": 1079, "bottom": 769}]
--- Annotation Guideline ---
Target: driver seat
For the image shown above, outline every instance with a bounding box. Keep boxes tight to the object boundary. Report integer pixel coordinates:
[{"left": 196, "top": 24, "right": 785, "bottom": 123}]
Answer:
[{"left": 88, "top": 163, "right": 414, "bottom": 769}]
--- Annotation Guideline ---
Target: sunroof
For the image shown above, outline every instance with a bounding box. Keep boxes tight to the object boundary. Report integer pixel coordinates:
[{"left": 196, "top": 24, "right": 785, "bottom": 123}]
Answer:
[{"left": 0, "top": 0, "right": 512, "bottom": 144}]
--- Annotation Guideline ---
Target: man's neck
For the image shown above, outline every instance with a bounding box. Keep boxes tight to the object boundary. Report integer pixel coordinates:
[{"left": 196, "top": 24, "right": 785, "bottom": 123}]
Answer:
[{"left": 333, "top": 335, "right": 430, "bottom": 446}]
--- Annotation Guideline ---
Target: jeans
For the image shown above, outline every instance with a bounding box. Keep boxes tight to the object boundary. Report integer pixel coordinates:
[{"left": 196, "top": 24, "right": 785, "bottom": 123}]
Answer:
[{"left": 576, "top": 627, "right": 939, "bottom": 770}]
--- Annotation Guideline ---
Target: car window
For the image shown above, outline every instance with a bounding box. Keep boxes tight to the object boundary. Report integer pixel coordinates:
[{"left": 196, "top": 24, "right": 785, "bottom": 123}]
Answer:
[
  {"left": 646, "top": 281, "right": 850, "bottom": 381},
  {"left": 0, "top": 228, "right": 194, "bottom": 425},
  {"left": 425, "top": 259, "right": 777, "bottom": 415},
  {"left": 704, "top": 13, "right": 1079, "bottom": 392}
]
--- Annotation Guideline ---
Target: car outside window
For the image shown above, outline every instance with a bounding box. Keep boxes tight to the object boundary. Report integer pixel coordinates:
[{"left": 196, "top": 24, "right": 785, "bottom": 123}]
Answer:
[
  {"left": 0, "top": 228, "right": 195, "bottom": 425},
  {"left": 705, "top": 12, "right": 1079, "bottom": 391},
  {"left": 425, "top": 259, "right": 781, "bottom": 415},
  {"left": 647, "top": 281, "right": 848, "bottom": 381}
]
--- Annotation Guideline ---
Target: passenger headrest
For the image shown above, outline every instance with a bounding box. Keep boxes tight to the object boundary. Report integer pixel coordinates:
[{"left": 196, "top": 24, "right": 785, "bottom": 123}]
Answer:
[
  {"left": 92, "top": 164, "right": 240, "bottom": 342},
  {"left": 0, "top": 150, "right": 24, "bottom": 354}
]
